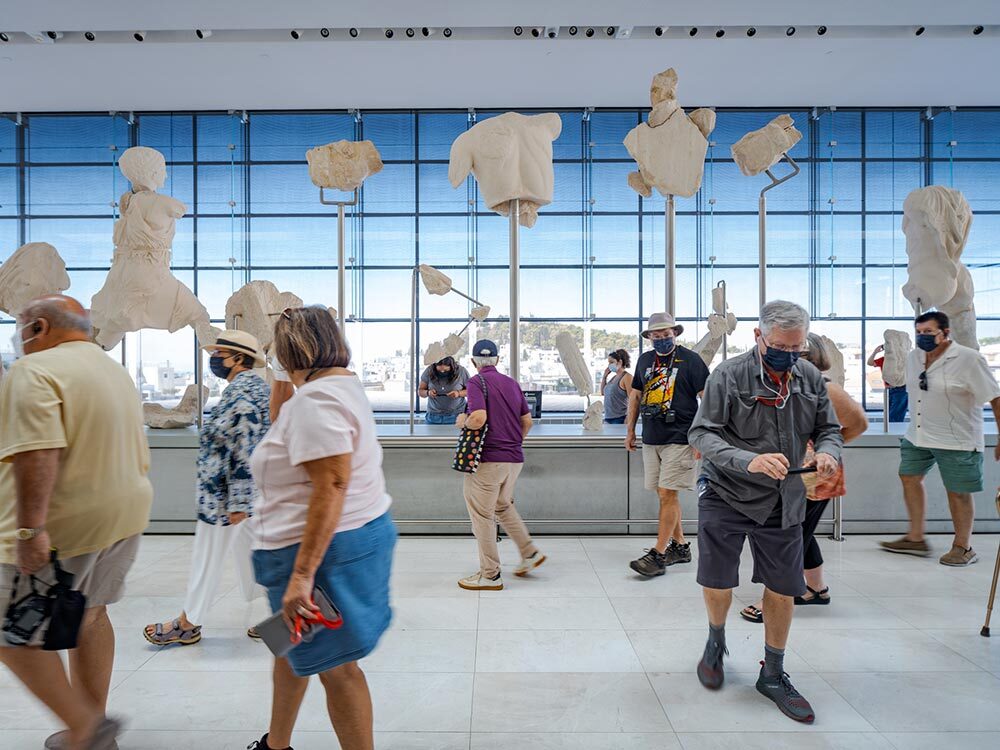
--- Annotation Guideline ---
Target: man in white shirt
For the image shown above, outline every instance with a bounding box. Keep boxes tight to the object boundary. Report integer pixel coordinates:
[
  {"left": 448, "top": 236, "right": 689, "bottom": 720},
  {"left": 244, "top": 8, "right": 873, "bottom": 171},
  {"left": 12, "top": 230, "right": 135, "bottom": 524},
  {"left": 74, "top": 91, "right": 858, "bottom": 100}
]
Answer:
[{"left": 881, "top": 311, "right": 1000, "bottom": 566}]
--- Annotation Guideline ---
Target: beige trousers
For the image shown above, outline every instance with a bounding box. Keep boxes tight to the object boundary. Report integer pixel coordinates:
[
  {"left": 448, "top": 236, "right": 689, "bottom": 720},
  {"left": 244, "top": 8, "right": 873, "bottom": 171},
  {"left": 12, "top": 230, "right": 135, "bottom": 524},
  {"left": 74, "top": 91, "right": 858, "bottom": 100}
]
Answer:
[{"left": 463, "top": 462, "right": 538, "bottom": 578}]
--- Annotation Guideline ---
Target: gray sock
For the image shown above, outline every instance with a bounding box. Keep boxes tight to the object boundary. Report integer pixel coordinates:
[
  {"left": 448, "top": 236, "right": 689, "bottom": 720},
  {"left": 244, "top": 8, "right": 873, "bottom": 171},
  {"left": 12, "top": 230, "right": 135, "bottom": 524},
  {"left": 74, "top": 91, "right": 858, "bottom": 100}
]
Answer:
[
  {"left": 708, "top": 622, "right": 726, "bottom": 649},
  {"left": 763, "top": 644, "right": 785, "bottom": 677}
]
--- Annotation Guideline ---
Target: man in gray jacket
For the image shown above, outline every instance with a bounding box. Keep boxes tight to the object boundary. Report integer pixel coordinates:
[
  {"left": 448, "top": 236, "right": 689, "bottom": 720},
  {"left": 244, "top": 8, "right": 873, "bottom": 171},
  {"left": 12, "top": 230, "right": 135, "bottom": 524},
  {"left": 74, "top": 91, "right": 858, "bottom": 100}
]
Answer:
[{"left": 688, "top": 300, "right": 843, "bottom": 724}]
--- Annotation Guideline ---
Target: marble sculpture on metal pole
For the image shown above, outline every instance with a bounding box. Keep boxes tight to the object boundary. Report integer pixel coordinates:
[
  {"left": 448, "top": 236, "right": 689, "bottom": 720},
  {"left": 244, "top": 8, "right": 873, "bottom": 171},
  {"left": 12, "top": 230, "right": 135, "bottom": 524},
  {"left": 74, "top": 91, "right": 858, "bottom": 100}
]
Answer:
[
  {"left": 554, "top": 331, "right": 604, "bottom": 431},
  {"left": 816, "top": 334, "right": 847, "bottom": 388},
  {"left": 306, "top": 140, "right": 384, "bottom": 192},
  {"left": 901, "top": 185, "right": 977, "bottom": 349},
  {"left": 691, "top": 284, "right": 737, "bottom": 366},
  {"left": 0, "top": 242, "right": 71, "bottom": 316},
  {"left": 90, "top": 146, "right": 217, "bottom": 350},
  {"left": 731, "top": 114, "right": 803, "bottom": 177},
  {"left": 225, "top": 280, "right": 303, "bottom": 367},
  {"left": 882, "top": 329, "right": 912, "bottom": 387},
  {"left": 448, "top": 112, "right": 562, "bottom": 228},
  {"left": 623, "top": 68, "right": 717, "bottom": 198},
  {"left": 417, "top": 264, "right": 490, "bottom": 365},
  {"left": 143, "top": 384, "right": 209, "bottom": 429}
]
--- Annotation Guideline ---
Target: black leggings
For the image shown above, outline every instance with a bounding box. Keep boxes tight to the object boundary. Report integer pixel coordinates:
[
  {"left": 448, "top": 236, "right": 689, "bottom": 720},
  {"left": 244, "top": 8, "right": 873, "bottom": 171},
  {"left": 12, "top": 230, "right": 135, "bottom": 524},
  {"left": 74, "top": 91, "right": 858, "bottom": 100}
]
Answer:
[{"left": 802, "top": 500, "right": 830, "bottom": 571}]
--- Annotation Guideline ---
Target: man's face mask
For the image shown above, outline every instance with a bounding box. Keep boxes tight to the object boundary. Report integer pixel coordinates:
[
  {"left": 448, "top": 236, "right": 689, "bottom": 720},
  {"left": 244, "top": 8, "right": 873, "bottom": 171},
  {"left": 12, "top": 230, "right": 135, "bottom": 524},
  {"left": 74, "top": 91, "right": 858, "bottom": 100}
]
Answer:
[
  {"left": 11, "top": 320, "right": 38, "bottom": 360},
  {"left": 760, "top": 337, "right": 802, "bottom": 372},
  {"left": 651, "top": 336, "right": 675, "bottom": 355},
  {"left": 915, "top": 332, "right": 941, "bottom": 352}
]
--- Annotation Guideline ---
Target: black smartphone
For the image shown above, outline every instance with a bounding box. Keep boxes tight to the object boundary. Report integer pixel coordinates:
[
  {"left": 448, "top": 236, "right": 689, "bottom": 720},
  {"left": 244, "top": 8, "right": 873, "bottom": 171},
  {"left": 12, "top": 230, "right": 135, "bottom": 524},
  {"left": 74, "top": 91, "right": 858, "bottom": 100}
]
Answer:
[{"left": 787, "top": 466, "right": 818, "bottom": 475}]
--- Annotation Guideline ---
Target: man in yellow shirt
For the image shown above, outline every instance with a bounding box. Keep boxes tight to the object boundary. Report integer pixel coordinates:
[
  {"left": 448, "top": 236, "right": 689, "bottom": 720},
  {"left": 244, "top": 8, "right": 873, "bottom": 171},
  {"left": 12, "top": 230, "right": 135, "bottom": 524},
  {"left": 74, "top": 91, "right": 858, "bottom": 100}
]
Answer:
[{"left": 0, "top": 295, "right": 152, "bottom": 750}]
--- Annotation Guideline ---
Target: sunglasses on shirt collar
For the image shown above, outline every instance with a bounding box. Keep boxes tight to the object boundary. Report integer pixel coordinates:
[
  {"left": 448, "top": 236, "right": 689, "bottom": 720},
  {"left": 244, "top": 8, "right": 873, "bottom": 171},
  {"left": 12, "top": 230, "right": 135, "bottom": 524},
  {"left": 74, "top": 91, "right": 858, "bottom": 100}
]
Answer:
[{"left": 919, "top": 370, "right": 928, "bottom": 391}]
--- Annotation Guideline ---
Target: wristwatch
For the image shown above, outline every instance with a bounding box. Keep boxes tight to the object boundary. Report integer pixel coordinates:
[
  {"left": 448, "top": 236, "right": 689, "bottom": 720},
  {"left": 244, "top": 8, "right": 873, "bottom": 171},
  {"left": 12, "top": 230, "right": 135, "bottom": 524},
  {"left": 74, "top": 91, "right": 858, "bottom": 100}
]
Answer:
[{"left": 14, "top": 527, "right": 44, "bottom": 541}]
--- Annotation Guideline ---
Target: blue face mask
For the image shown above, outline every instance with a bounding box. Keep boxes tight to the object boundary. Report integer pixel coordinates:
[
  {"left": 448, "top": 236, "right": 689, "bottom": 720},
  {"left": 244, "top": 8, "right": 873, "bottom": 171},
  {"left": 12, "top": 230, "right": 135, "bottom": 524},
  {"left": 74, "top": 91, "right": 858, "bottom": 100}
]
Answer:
[
  {"left": 761, "top": 345, "right": 800, "bottom": 373},
  {"left": 652, "top": 338, "right": 675, "bottom": 355},
  {"left": 915, "top": 333, "right": 939, "bottom": 352}
]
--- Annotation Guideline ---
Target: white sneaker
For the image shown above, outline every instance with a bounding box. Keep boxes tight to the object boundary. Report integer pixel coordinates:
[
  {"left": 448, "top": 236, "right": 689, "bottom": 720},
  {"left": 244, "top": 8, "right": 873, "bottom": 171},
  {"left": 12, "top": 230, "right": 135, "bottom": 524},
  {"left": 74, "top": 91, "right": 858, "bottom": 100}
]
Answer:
[
  {"left": 514, "top": 551, "right": 547, "bottom": 577},
  {"left": 457, "top": 572, "right": 504, "bottom": 591}
]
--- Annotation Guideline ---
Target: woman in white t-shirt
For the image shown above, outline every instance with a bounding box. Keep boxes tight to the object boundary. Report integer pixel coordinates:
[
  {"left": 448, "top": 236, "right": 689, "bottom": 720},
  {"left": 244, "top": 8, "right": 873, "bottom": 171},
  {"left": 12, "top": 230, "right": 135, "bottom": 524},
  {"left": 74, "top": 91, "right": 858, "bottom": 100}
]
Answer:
[{"left": 247, "top": 306, "right": 396, "bottom": 750}]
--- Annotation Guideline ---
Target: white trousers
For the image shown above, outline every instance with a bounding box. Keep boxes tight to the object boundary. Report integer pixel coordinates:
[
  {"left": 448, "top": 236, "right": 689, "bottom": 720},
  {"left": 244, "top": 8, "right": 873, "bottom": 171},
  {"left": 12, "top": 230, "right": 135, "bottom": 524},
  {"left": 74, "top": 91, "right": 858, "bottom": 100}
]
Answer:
[{"left": 183, "top": 520, "right": 265, "bottom": 625}]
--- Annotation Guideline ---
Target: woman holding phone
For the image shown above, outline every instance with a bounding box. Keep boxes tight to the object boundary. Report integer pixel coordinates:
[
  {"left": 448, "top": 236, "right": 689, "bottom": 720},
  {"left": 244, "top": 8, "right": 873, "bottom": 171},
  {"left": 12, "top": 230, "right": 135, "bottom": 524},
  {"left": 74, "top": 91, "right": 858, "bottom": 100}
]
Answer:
[{"left": 247, "top": 306, "right": 396, "bottom": 750}]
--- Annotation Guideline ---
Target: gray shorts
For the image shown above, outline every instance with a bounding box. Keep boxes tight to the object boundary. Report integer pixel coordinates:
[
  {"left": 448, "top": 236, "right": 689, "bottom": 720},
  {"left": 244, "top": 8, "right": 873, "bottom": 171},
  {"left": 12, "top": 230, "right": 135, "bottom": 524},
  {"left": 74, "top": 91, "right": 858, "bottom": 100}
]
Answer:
[
  {"left": 695, "top": 481, "right": 806, "bottom": 598},
  {"left": 0, "top": 534, "right": 140, "bottom": 647}
]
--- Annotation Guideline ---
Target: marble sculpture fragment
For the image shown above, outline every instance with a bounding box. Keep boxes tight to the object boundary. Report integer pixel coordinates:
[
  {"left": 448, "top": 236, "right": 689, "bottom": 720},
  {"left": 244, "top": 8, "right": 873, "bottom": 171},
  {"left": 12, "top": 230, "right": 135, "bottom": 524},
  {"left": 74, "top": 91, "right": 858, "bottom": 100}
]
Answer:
[
  {"left": 225, "top": 281, "right": 302, "bottom": 363},
  {"left": 423, "top": 333, "right": 467, "bottom": 367},
  {"left": 90, "top": 146, "right": 217, "bottom": 350},
  {"left": 419, "top": 264, "right": 453, "bottom": 295},
  {"left": 882, "top": 330, "right": 912, "bottom": 387},
  {"left": 582, "top": 400, "right": 605, "bottom": 432},
  {"left": 691, "top": 285, "right": 737, "bottom": 365},
  {"left": 449, "top": 112, "right": 562, "bottom": 228},
  {"left": 143, "top": 384, "right": 208, "bottom": 429},
  {"left": 731, "top": 114, "right": 803, "bottom": 177},
  {"left": 0, "top": 242, "right": 71, "bottom": 316},
  {"left": 306, "top": 140, "right": 384, "bottom": 192},
  {"left": 555, "top": 331, "right": 594, "bottom": 398},
  {"left": 816, "top": 334, "right": 846, "bottom": 388},
  {"left": 623, "top": 68, "right": 716, "bottom": 198},
  {"left": 902, "top": 186, "right": 977, "bottom": 349}
]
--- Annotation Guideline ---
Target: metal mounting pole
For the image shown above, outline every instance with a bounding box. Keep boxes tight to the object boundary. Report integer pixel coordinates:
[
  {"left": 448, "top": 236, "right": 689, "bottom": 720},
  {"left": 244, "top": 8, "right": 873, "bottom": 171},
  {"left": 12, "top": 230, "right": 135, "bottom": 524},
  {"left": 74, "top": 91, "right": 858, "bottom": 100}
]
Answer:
[
  {"left": 509, "top": 199, "right": 520, "bottom": 384},
  {"left": 319, "top": 187, "right": 360, "bottom": 333},
  {"left": 195, "top": 345, "right": 204, "bottom": 428},
  {"left": 883, "top": 387, "right": 890, "bottom": 433},
  {"left": 409, "top": 268, "right": 419, "bottom": 435},
  {"left": 758, "top": 154, "right": 801, "bottom": 309},
  {"left": 831, "top": 496, "right": 844, "bottom": 541},
  {"left": 718, "top": 280, "right": 728, "bottom": 360},
  {"left": 666, "top": 195, "right": 676, "bottom": 317}
]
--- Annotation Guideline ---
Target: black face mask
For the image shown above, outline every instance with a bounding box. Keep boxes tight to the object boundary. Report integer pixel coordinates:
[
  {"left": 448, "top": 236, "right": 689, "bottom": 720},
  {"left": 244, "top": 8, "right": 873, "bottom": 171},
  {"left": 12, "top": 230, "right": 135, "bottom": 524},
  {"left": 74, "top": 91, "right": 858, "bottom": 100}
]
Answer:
[{"left": 210, "top": 355, "right": 235, "bottom": 379}]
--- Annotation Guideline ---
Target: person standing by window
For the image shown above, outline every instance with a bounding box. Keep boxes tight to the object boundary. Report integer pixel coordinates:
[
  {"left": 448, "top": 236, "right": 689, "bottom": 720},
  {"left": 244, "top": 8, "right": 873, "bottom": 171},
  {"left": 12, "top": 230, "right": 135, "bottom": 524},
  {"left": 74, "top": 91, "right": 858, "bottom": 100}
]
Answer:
[
  {"left": 625, "top": 313, "right": 709, "bottom": 576},
  {"left": 418, "top": 356, "right": 470, "bottom": 425},
  {"left": 868, "top": 344, "right": 908, "bottom": 423},
  {"left": 601, "top": 349, "right": 633, "bottom": 424}
]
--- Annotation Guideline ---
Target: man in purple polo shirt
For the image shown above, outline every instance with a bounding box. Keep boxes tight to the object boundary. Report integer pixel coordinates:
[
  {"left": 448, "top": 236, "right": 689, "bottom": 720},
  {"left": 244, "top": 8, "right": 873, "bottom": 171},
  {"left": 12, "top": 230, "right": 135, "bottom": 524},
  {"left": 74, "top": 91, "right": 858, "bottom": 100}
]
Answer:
[{"left": 455, "top": 339, "right": 546, "bottom": 591}]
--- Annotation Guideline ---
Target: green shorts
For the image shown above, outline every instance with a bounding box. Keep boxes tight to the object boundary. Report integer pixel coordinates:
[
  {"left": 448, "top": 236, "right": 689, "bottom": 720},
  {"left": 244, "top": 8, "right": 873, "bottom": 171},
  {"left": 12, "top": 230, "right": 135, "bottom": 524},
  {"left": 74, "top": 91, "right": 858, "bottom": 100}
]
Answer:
[{"left": 899, "top": 438, "right": 984, "bottom": 493}]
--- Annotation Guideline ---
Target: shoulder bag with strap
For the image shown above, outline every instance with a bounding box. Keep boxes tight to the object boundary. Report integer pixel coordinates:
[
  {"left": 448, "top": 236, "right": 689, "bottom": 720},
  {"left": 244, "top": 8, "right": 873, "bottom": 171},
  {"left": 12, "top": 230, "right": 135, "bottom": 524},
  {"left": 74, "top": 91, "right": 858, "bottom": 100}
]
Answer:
[{"left": 452, "top": 374, "right": 489, "bottom": 473}]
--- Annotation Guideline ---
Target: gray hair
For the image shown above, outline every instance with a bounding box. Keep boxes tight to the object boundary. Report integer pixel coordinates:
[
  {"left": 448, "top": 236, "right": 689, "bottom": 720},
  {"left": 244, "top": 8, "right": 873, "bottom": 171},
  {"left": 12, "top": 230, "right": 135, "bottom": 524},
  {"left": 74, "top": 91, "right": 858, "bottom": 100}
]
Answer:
[
  {"left": 472, "top": 356, "right": 499, "bottom": 368},
  {"left": 759, "top": 300, "right": 810, "bottom": 335},
  {"left": 20, "top": 299, "right": 92, "bottom": 335}
]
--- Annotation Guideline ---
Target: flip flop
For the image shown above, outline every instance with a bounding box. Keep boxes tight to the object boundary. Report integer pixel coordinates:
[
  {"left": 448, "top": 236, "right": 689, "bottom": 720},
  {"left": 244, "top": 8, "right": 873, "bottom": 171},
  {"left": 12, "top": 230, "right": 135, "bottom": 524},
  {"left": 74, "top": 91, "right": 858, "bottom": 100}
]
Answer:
[
  {"left": 740, "top": 604, "right": 763, "bottom": 623},
  {"left": 142, "top": 619, "right": 202, "bottom": 646},
  {"left": 794, "top": 586, "right": 831, "bottom": 606},
  {"left": 247, "top": 626, "right": 261, "bottom": 640}
]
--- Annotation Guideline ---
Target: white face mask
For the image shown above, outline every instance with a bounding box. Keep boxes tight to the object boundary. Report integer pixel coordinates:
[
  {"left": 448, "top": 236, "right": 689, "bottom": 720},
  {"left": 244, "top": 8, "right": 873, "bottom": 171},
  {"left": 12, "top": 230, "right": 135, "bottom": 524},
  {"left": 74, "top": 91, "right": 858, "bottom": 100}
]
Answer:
[
  {"left": 608, "top": 363, "right": 619, "bottom": 373},
  {"left": 11, "top": 320, "right": 38, "bottom": 360}
]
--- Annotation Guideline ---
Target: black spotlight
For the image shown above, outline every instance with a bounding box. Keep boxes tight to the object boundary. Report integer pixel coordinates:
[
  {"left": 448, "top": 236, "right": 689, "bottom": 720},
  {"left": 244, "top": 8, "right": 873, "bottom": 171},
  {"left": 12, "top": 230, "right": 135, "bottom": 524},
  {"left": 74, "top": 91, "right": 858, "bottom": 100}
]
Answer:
[
  {"left": 196, "top": 29, "right": 212, "bottom": 39},
  {"left": 289, "top": 29, "right": 301, "bottom": 40},
  {"left": 915, "top": 26, "right": 925, "bottom": 36},
  {"left": 320, "top": 27, "right": 330, "bottom": 38},
  {"left": 689, "top": 27, "right": 698, "bottom": 37},
  {"left": 349, "top": 27, "right": 359, "bottom": 38},
  {"left": 514, "top": 26, "right": 523, "bottom": 36},
  {"left": 0, "top": 32, "right": 9, "bottom": 42},
  {"left": 46, "top": 31, "right": 60, "bottom": 40},
  {"left": 746, "top": 27, "right": 757, "bottom": 37},
  {"left": 786, "top": 26, "right": 796, "bottom": 36},
  {"left": 84, "top": 31, "right": 96, "bottom": 41},
  {"left": 422, "top": 27, "right": 432, "bottom": 37},
  {"left": 531, "top": 27, "right": 540, "bottom": 38},
  {"left": 973, "top": 25, "right": 985, "bottom": 35},
  {"left": 568, "top": 26, "right": 578, "bottom": 36},
  {"left": 655, "top": 26, "right": 665, "bottom": 37},
  {"left": 406, "top": 27, "right": 415, "bottom": 37},
  {"left": 442, "top": 27, "right": 452, "bottom": 37},
  {"left": 606, "top": 26, "right": 616, "bottom": 36},
  {"left": 585, "top": 27, "right": 595, "bottom": 37},
  {"left": 817, "top": 26, "right": 827, "bottom": 35},
  {"left": 133, "top": 30, "right": 146, "bottom": 42},
  {"left": 715, "top": 28, "right": 725, "bottom": 38},
  {"left": 384, "top": 28, "right": 394, "bottom": 39}
]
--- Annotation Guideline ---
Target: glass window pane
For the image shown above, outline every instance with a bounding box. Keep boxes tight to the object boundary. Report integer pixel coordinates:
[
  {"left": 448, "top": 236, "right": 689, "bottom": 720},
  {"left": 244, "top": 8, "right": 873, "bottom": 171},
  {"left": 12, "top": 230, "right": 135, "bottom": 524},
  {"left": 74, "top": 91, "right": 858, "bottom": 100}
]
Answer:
[
  {"left": 27, "top": 166, "right": 119, "bottom": 216},
  {"left": 418, "top": 216, "right": 468, "bottom": 267},
  {"left": 932, "top": 111, "right": 1000, "bottom": 159},
  {"left": 250, "top": 113, "right": 353, "bottom": 161},
  {"left": 592, "top": 162, "right": 638, "bottom": 213},
  {"left": 363, "top": 113, "right": 414, "bottom": 161},
  {"left": 712, "top": 110, "right": 812, "bottom": 154},
  {"left": 864, "top": 265, "right": 911, "bottom": 318},
  {"left": 591, "top": 268, "right": 639, "bottom": 318},
  {"left": 418, "top": 113, "right": 468, "bottom": 161},
  {"left": 26, "top": 218, "right": 116, "bottom": 267},
  {"left": 808, "top": 320, "right": 864, "bottom": 401},
  {"left": 864, "top": 161, "right": 921, "bottom": 213},
  {"left": 714, "top": 160, "right": 809, "bottom": 212},
  {"left": 544, "top": 161, "right": 583, "bottom": 213},
  {"left": 816, "top": 214, "right": 862, "bottom": 265},
  {"left": 816, "top": 266, "right": 863, "bottom": 319},
  {"left": 250, "top": 163, "right": 316, "bottom": 214},
  {"left": 817, "top": 161, "right": 862, "bottom": 213},
  {"left": 521, "top": 215, "right": 582, "bottom": 265},
  {"left": 138, "top": 114, "right": 194, "bottom": 162},
  {"left": 592, "top": 215, "right": 639, "bottom": 264},
  {"left": 196, "top": 217, "right": 246, "bottom": 268},
  {"left": 197, "top": 115, "right": 244, "bottom": 162},
  {"left": 363, "top": 268, "right": 414, "bottom": 318},
  {"left": 553, "top": 112, "right": 584, "bottom": 160},
  {"left": 817, "top": 111, "right": 862, "bottom": 159},
  {"left": 363, "top": 163, "right": 414, "bottom": 213},
  {"left": 247, "top": 268, "right": 347, "bottom": 316},
  {"left": 0, "top": 119, "right": 16, "bottom": 164},
  {"left": 364, "top": 216, "right": 414, "bottom": 266},
  {"left": 418, "top": 163, "right": 466, "bottom": 214},
  {"left": 27, "top": 115, "right": 128, "bottom": 163},
  {"left": 350, "top": 321, "right": 412, "bottom": 411},
  {"left": 933, "top": 161, "right": 1000, "bottom": 212},
  {"left": 0, "top": 168, "right": 17, "bottom": 216},
  {"left": 641, "top": 214, "right": 697, "bottom": 265},
  {"left": 521, "top": 268, "right": 583, "bottom": 319},
  {"left": 250, "top": 216, "right": 344, "bottom": 267},
  {"left": 0, "top": 220, "right": 18, "bottom": 261},
  {"left": 590, "top": 111, "right": 637, "bottom": 160},
  {"left": 641, "top": 267, "right": 698, "bottom": 319},
  {"left": 865, "top": 111, "right": 922, "bottom": 159},
  {"left": 198, "top": 164, "right": 247, "bottom": 214},
  {"left": 863, "top": 213, "right": 907, "bottom": 265}
]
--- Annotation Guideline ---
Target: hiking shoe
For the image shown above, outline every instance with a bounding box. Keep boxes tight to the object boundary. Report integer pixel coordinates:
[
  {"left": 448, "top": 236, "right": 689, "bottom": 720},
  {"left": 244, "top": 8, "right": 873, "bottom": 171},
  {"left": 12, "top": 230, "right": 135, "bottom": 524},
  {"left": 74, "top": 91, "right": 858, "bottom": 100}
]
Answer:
[
  {"left": 457, "top": 572, "right": 504, "bottom": 591},
  {"left": 663, "top": 540, "right": 692, "bottom": 566},
  {"left": 879, "top": 536, "right": 932, "bottom": 557},
  {"left": 514, "top": 551, "right": 547, "bottom": 577},
  {"left": 939, "top": 545, "right": 978, "bottom": 567},
  {"left": 630, "top": 548, "right": 667, "bottom": 577},
  {"left": 44, "top": 732, "right": 119, "bottom": 750},
  {"left": 248, "top": 734, "right": 293, "bottom": 750},
  {"left": 697, "top": 636, "right": 728, "bottom": 690},
  {"left": 756, "top": 665, "right": 815, "bottom": 723}
]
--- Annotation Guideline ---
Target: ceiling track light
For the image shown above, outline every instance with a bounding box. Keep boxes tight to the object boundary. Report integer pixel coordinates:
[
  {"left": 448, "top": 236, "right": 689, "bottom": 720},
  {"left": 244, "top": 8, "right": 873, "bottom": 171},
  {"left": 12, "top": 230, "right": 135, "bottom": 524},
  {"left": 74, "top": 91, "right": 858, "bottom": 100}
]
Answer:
[
  {"left": 973, "top": 25, "right": 984, "bottom": 35},
  {"left": 421, "top": 27, "right": 434, "bottom": 37},
  {"left": 384, "top": 28, "right": 394, "bottom": 39},
  {"left": 84, "top": 31, "right": 95, "bottom": 41},
  {"left": 915, "top": 26, "right": 925, "bottom": 36},
  {"left": 606, "top": 26, "right": 616, "bottom": 37},
  {"left": 513, "top": 26, "right": 523, "bottom": 36},
  {"left": 544, "top": 26, "right": 559, "bottom": 39},
  {"left": 133, "top": 30, "right": 146, "bottom": 42},
  {"left": 196, "top": 29, "right": 212, "bottom": 39},
  {"left": 817, "top": 25, "right": 827, "bottom": 35},
  {"left": 654, "top": 26, "right": 665, "bottom": 37},
  {"left": 689, "top": 27, "right": 698, "bottom": 37},
  {"left": 568, "top": 26, "right": 578, "bottom": 36},
  {"left": 531, "top": 27, "right": 541, "bottom": 38},
  {"left": 289, "top": 29, "right": 301, "bottom": 40},
  {"left": 746, "top": 27, "right": 757, "bottom": 37},
  {"left": 785, "top": 26, "right": 796, "bottom": 36},
  {"left": 349, "top": 27, "right": 359, "bottom": 38},
  {"left": 585, "top": 27, "right": 595, "bottom": 37},
  {"left": 406, "top": 27, "right": 415, "bottom": 37},
  {"left": 715, "top": 28, "right": 725, "bottom": 38},
  {"left": 0, "top": 32, "right": 8, "bottom": 42},
  {"left": 442, "top": 27, "right": 452, "bottom": 37},
  {"left": 320, "top": 27, "right": 330, "bottom": 38},
  {"left": 46, "top": 31, "right": 63, "bottom": 41}
]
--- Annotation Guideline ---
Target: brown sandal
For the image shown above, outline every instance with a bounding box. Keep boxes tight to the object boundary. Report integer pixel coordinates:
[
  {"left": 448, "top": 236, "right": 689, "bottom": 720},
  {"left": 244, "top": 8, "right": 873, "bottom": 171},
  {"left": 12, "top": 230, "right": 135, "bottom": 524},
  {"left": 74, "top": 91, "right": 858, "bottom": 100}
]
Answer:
[
  {"left": 143, "top": 619, "right": 202, "bottom": 646},
  {"left": 740, "top": 604, "right": 763, "bottom": 624}
]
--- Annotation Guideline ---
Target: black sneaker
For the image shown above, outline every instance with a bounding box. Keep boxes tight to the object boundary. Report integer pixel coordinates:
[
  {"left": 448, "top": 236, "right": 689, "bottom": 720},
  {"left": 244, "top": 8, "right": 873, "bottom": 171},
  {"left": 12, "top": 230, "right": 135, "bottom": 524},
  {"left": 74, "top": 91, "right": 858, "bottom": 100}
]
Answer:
[
  {"left": 663, "top": 540, "right": 692, "bottom": 566},
  {"left": 630, "top": 548, "right": 667, "bottom": 577},
  {"left": 755, "top": 665, "right": 815, "bottom": 724},
  {"left": 697, "top": 636, "right": 728, "bottom": 690},
  {"left": 248, "top": 735, "right": 293, "bottom": 750}
]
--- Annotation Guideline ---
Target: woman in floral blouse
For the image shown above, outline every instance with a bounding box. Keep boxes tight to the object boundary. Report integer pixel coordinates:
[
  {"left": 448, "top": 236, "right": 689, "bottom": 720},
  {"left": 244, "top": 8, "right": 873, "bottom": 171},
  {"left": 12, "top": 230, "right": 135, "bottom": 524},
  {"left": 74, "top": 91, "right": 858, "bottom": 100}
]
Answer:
[{"left": 144, "top": 330, "right": 271, "bottom": 646}]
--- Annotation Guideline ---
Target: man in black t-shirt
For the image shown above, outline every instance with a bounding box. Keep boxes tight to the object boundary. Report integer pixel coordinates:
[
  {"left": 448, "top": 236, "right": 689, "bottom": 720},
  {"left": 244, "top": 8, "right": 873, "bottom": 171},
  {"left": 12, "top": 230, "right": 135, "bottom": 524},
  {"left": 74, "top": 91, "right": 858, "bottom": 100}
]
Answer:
[{"left": 625, "top": 312, "right": 710, "bottom": 577}]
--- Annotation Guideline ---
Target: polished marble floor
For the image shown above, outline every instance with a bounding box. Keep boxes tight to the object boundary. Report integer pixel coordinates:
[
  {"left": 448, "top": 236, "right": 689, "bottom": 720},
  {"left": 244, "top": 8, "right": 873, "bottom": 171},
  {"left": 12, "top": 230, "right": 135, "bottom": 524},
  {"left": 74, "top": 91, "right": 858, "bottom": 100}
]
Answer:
[{"left": 3, "top": 533, "right": 1000, "bottom": 749}]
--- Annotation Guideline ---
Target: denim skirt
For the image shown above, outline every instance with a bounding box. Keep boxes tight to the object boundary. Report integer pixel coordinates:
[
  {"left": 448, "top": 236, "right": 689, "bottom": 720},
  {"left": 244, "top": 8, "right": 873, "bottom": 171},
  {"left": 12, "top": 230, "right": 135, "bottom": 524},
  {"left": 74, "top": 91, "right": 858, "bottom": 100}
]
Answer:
[{"left": 252, "top": 512, "right": 397, "bottom": 676}]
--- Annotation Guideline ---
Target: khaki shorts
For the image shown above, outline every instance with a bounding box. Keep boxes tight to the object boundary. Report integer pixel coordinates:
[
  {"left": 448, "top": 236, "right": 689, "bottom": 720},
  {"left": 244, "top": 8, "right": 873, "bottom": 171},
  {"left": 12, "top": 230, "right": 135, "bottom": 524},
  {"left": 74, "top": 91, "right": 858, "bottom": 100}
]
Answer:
[
  {"left": 642, "top": 443, "right": 697, "bottom": 491},
  {"left": 0, "top": 534, "right": 140, "bottom": 647}
]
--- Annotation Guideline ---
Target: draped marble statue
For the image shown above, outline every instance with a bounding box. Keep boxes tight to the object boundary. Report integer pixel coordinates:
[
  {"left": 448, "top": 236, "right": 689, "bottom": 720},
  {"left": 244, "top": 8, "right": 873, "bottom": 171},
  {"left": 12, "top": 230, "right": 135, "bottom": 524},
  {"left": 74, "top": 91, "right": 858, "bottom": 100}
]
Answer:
[{"left": 0, "top": 242, "right": 71, "bottom": 316}]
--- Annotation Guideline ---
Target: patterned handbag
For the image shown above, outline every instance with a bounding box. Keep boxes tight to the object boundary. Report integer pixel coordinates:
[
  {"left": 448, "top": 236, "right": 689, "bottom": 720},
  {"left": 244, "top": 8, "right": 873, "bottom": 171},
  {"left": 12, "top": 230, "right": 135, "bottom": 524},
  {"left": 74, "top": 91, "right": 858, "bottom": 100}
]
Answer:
[{"left": 452, "top": 375, "right": 489, "bottom": 473}]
